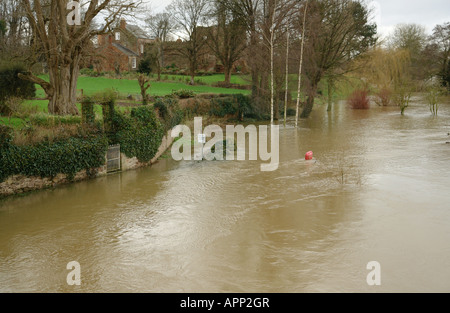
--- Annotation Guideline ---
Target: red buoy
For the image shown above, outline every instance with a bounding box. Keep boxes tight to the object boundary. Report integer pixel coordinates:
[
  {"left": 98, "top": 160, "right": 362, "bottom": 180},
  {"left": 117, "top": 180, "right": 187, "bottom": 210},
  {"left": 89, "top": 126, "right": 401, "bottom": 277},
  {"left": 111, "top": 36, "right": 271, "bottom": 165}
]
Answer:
[{"left": 305, "top": 151, "right": 313, "bottom": 160}]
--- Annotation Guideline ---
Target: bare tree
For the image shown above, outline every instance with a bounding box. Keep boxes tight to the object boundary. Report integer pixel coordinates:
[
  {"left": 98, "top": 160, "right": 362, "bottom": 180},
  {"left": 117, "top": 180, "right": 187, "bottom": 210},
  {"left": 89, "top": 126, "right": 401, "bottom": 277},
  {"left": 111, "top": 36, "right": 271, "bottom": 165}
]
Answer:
[
  {"left": 145, "top": 12, "right": 176, "bottom": 81},
  {"left": 430, "top": 22, "right": 450, "bottom": 86},
  {"left": 294, "top": 0, "right": 307, "bottom": 127},
  {"left": 168, "top": 0, "right": 208, "bottom": 85},
  {"left": 389, "top": 23, "right": 427, "bottom": 80},
  {"left": 229, "top": 0, "right": 262, "bottom": 101},
  {"left": 299, "top": 0, "right": 377, "bottom": 118},
  {"left": 260, "top": 0, "right": 296, "bottom": 123},
  {"left": 206, "top": 0, "right": 247, "bottom": 86},
  {"left": 283, "top": 30, "right": 289, "bottom": 126},
  {"left": 0, "top": 0, "right": 32, "bottom": 61},
  {"left": 18, "top": 0, "right": 141, "bottom": 115}
]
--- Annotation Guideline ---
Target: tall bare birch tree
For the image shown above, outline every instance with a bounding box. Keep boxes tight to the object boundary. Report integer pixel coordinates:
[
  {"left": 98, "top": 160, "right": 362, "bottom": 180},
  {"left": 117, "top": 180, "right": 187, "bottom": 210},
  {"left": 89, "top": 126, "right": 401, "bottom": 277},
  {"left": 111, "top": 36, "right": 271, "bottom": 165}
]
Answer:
[
  {"left": 294, "top": 1, "right": 307, "bottom": 127},
  {"left": 283, "top": 30, "right": 289, "bottom": 126}
]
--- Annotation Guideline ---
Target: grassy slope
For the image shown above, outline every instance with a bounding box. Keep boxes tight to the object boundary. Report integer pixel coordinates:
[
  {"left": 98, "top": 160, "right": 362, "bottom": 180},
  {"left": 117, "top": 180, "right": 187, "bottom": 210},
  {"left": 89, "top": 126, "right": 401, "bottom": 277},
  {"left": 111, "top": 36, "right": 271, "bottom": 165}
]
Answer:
[{"left": 0, "top": 74, "right": 250, "bottom": 128}]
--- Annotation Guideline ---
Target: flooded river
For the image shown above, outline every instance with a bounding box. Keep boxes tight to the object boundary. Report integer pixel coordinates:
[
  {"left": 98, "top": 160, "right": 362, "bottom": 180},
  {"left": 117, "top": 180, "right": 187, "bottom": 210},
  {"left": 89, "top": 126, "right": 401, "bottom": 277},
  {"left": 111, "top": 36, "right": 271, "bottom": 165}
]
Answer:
[{"left": 1, "top": 98, "right": 450, "bottom": 292}]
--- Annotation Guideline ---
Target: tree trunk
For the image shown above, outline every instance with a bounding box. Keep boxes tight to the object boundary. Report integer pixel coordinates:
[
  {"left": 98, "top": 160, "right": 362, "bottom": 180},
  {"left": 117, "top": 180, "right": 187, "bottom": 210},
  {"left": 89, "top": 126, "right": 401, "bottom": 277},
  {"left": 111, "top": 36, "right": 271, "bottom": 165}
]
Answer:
[
  {"left": 189, "top": 59, "right": 196, "bottom": 85},
  {"left": 157, "top": 43, "right": 163, "bottom": 81},
  {"left": 270, "top": 34, "right": 274, "bottom": 124},
  {"left": 250, "top": 28, "right": 259, "bottom": 101},
  {"left": 300, "top": 85, "right": 317, "bottom": 118},
  {"left": 284, "top": 32, "right": 290, "bottom": 127},
  {"left": 274, "top": 97, "right": 279, "bottom": 121},
  {"left": 327, "top": 77, "right": 334, "bottom": 112},
  {"left": 224, "top": 66, "right": 232, "bottom": 85},
  {"left": 48, "top": 62, "right": 80, "bottom": 115}
]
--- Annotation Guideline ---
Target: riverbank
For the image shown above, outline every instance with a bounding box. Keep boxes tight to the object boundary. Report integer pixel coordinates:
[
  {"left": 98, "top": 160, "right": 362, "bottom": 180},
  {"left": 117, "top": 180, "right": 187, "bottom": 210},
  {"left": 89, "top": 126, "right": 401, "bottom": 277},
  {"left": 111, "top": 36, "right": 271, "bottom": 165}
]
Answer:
[
  {"left": 0, "top": 128, "right": 175, "bottom": 198},
  {"left": 0, "top": 90, "right": 293, "bottom": 199}
]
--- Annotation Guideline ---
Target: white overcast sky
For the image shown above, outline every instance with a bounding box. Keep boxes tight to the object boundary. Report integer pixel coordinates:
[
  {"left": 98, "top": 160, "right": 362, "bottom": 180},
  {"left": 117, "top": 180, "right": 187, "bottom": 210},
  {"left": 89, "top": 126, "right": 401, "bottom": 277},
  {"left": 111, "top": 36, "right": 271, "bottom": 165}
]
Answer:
[{"left": 146, "top": 0, "right": 449, "bottom": 38}]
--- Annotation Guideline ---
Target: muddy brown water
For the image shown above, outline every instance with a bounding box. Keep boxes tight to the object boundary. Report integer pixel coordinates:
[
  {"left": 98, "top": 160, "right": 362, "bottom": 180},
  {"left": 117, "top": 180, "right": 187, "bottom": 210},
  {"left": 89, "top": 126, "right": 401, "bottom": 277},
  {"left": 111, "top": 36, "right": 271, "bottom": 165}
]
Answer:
[{"left": 1, "top": 97, "right": 450, "bottom": 292}]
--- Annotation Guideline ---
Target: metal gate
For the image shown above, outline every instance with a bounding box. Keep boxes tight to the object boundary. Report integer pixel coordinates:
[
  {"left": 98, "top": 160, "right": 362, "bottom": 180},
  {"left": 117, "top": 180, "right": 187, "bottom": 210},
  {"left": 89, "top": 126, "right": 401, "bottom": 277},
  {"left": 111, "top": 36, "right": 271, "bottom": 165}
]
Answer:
[{"left": 106, "top": 144, "right": 121, "bottom": 173}]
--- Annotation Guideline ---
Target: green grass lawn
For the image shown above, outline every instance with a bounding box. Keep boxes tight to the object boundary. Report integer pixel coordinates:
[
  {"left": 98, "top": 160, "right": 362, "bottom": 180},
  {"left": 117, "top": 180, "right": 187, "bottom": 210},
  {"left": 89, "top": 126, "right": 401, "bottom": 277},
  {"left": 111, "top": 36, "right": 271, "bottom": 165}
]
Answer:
[
  {"left": 0, "top": 116, "right": 28, "bottom": 128},
  {"left": 77, "top": 77, "right": 250, "bottom": 97},
  {"left": 1, "top": 74, "right": 250, "bottom": 129},
  {"left": 161, "top": 74, "right": 250, "bottom": 86},
  {"left": 33, "top": 74, "right": 250, "bottom": 98}
]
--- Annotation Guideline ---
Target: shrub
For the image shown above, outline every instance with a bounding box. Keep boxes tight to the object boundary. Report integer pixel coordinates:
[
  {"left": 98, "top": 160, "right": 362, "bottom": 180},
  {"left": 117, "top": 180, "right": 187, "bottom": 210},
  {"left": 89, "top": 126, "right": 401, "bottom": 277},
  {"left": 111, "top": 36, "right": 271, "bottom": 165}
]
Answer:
[
  {"left": 209, "top": 94, "right": 253, "bottom": 119},
  {"left": 154, "top": 97, "right": 184, "bottom": 131},
  {"left": 0, "top": 125, "right": 13, "bottom": 150},
  {"left": 348, "top": 89, "right": 370, "bottom": 109},
  {"left": 209, "top": 97, "right": 235, "bottom": 117},
  {"left": 426, "top": 86, "right": 444, "bottom": 116},
  {"left": 111, "top": 106, "right": 165, "bottom": 163},
  {"left": 80, "top": 68, "right": 104, "bottom": 77},
  {"left": 392, "top": 82, "right": 412, "bottom": 115},
  {"left": 81, "top": 96, "right": 95, "bottom": 125},
  {"left": 29, "top": 113, "right": 82, "bottom": 128},
  {"left": 182, "top": 98, "right": 211, "bottom": 117},
  {"left": 138, "top": 58, "right": 153, "bottom": 75},
  {"left": 375, "top": 87, "right": 392, "bottom": 106},
  {"left": 0, "top": 63, "right": 36, "bottom": 114},
  {"left": 1, "top": 97, "right": 23, "bottom": 117},
  {"left": 95, "top": 89, "right": 118, "bottom": 136},
  {"left": 172, "top": 89, "right": 195, "bottom": 99}
]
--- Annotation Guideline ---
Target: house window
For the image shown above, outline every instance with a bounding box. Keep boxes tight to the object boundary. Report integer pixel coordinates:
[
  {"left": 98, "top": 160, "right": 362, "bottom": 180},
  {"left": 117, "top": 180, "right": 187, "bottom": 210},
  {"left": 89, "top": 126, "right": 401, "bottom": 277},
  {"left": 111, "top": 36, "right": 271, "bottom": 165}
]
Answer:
[
  {"left": 131, "top": 57, "right": 137, "bottom": 69},
  {"left": 115, "top": 32, "right": 120, "bottom": 41},
  {"left": 140, "top": 44, "right": 144, "bottom": 54}
]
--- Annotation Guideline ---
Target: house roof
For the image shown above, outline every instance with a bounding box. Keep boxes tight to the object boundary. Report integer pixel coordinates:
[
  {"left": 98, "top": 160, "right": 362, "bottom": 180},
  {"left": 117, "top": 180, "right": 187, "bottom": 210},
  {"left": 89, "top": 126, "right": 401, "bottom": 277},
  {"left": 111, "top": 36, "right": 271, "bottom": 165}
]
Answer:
[
  {"left": 126, "top": 24, "right": 152, "bottom": 40},
  {"left": 112, "top": 43, "right": 139, "bottom": 57},
  {"left": 96, "top": 21, "right": 153, "bottom": 40}
]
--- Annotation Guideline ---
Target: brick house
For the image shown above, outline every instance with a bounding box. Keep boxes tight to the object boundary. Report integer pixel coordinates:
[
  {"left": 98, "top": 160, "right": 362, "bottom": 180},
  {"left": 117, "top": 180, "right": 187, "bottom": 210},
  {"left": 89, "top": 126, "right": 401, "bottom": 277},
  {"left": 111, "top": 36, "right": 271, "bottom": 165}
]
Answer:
[{"left": 94, "top": 19, "right": 154, "bottom": 73}]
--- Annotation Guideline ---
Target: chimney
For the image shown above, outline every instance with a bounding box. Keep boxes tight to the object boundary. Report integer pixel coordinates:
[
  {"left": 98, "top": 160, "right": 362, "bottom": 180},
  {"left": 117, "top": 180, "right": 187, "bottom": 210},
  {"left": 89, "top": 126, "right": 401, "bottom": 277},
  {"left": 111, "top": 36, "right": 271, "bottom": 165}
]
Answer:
[{"left": 120, "top": 19, "right": 126, "bottom": 30}]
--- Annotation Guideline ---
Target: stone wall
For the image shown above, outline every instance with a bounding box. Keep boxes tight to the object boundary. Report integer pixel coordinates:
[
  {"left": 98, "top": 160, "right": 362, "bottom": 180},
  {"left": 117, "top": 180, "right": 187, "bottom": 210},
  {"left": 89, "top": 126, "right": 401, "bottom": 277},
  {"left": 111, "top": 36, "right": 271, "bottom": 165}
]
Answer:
[{"left": 0, "top": 130, "right": 175, "bottom": 198}]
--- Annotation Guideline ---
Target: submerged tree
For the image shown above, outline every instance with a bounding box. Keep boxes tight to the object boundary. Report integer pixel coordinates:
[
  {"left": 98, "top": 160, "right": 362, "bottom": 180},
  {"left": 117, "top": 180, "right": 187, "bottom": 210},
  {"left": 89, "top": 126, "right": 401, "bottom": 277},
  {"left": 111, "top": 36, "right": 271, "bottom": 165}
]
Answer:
[
  {"left": 300, "top": 0, "right": 377, "bottom": 118},
  {"left": 19, "top": 0, "right": 141, "bottom": 115}
]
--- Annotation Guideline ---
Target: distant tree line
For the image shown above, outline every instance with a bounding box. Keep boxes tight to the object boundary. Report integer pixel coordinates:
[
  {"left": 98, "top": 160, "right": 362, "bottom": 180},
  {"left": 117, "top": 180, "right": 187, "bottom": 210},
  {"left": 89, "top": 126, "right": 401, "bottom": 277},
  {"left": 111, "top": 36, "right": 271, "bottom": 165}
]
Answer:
[{"left": 0, "top": 0, "right": 447, "bottom": 119}]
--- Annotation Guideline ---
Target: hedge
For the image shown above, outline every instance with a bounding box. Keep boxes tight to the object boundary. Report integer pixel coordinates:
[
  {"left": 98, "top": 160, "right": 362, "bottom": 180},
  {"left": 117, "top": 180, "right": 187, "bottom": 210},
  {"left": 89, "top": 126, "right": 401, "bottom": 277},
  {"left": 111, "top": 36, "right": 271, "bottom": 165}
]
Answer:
[
  {"left": 106, "top": 105, "right": 165, "bottom": 163},
  {"left": 153, "top": 97, "right": 184, "bottom": 131},
  {"left": 209, "top": 94, "right": 254, "bottom": 119},
  {"left": 0, "top": 125, "right": 108, "bottom": 182}
]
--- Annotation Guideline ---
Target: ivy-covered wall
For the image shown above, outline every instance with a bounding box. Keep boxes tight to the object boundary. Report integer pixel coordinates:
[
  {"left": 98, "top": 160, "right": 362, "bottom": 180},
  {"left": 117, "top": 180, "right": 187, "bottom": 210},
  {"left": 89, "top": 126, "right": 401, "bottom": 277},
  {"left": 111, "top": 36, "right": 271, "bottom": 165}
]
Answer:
[{"left": 0, "top": 126, "right": 108, "bottom": 183}]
